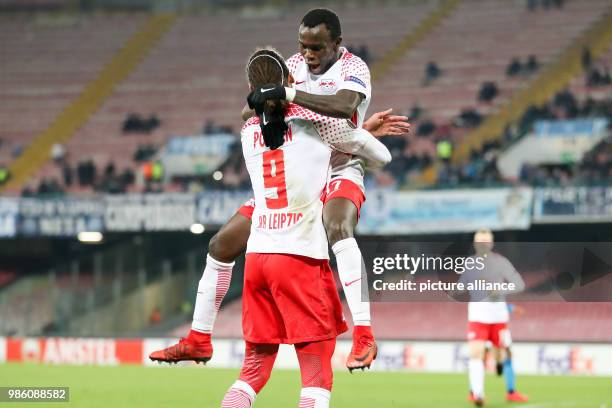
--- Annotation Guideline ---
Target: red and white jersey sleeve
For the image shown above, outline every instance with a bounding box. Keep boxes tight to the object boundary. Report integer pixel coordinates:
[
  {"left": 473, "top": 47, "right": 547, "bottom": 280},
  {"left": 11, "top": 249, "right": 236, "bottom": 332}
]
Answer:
[
  {"left": 287, "top": 49, "right": 372, "bottom": 191},
  {"left": 337, "top": 51, "right": 372, "bottom": 124}
]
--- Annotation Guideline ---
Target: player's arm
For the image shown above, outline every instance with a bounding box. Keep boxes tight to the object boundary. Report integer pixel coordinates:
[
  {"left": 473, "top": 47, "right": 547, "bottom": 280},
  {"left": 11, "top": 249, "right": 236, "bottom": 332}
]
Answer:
[
  {"left": 248, "top": 86, "right": 362, "bottom": 119},
  {"left": 337, "top": 127, "right": 392, "bottom": 168},
  {"left": 292, "top": 89, "right": 362, "bottom": 119},
  {"left": 501, "top": 258, "right": 526, "bottom": 293},
  {"left": 296, "top": 108, "right": 390, "bottom": 168}
]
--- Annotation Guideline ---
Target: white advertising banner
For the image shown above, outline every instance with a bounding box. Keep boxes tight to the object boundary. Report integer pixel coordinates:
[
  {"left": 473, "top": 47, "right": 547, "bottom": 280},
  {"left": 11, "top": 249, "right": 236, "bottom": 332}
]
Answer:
[
  {"left": 5, "top": 337, "right": 611, "bottom": 376},
  {"left": 143, "top": 339, "right": 612, "bottom": 376}
]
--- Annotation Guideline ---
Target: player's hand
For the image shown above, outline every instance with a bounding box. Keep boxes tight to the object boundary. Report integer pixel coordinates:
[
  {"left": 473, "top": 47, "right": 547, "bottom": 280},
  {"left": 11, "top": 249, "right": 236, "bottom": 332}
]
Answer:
[
  {"left": 363, "top": 108, "right": 411, "bottom": 137},
  {"left": 247, "top": 84, "right": 286, "bottom": 108}
]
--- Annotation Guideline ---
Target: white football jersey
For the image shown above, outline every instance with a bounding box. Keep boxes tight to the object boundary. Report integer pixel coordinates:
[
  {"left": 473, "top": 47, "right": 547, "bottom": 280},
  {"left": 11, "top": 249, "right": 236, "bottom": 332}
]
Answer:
[
  {"left": 459, "top": 252, "right": 526, "bottom": 324},
  {"left": 241, "top": 104, "right": 371, "bottom": 259},
  {"left": 287, "top": 48, "right": 371, "bottom": 191}
]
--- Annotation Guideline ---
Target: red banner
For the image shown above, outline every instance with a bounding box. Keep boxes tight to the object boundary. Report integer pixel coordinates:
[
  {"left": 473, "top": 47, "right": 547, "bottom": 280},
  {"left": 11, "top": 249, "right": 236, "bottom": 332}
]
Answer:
[{"left": 6, "top": 337, "right": 142, "bottom": 365}]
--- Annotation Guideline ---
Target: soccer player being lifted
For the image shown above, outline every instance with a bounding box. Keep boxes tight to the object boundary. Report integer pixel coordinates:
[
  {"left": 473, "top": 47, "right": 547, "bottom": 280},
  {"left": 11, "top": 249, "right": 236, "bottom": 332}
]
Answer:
[
  {"left": 221, "top": 47, "right": 391, "bottom": 408},
  {"left": 150, "top": 8, "right": 410, "bottom": 371}
]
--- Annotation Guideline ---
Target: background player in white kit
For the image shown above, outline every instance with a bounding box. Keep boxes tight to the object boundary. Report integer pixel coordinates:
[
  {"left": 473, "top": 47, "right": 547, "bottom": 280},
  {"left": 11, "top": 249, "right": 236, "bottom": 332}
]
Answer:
[
  {"left": 458, "top": 229, "right": 526, "bottom": 407},
  {"left": 150, "top": 8, "right": 409, "bottom": 371},
  {"left": 220, "top": 47, "right": 391, "bottom": 408}
]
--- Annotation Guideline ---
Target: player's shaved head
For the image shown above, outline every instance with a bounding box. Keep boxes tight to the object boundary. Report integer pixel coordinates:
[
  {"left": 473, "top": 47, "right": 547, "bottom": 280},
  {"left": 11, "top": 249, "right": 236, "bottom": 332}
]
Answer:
[
  {"left": 474, "top": 229, "right": 494, "bottom": 243},
  {"left": 473, "top": 229, "right": 494, "bottom": 255}
]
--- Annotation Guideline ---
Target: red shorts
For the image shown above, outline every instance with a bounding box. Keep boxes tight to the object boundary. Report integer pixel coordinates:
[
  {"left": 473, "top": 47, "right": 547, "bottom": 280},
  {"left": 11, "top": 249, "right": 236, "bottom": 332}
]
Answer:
[
  {"left": 467, "top": 322, "right": 512, "bottom": 348},
  {"left": 236, "top": 179, "right": 365, "bottom": 220},
  {"left": 321, "top": 178, "right": 366, "bottom": 218},
  {"left": 242, "top": 253, "right": 348, "bottom": 344}
]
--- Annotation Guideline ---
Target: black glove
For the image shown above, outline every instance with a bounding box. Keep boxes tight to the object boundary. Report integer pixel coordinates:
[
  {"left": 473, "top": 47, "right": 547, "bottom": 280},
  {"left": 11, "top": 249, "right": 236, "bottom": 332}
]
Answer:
[
  {"left": 247, "top": 84, "right": 286, "bottom": 109},
  {"left": 259, "top": 111, "right": 287, "bottom": 150}
]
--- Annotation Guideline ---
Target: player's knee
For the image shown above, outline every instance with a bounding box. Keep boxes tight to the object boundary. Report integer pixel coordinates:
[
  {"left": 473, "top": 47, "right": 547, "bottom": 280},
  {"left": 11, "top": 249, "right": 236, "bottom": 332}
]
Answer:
[
  {"left": 468, "top": 341, "right": 486, "bottom": 359},
  {"left": 494, "top": 347, "right": 506, "bottom": 362},
  {"left": 324, "top": 217, "right": 354, "bottom": 246},
  {"left": 296, "top": 340, "right": 335, "bottom": 391},
  {"left": 309, "top": 371, "right": 333, "bottom": 391},
  {"left": 239, "top": 344, "right": 277, "bottom": 394}
]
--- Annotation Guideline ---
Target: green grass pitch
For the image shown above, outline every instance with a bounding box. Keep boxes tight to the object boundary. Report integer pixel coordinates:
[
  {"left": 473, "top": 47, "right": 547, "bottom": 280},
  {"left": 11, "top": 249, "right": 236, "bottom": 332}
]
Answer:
[{"left": 2, "top": 363, "right": 611, "bottom": 407}]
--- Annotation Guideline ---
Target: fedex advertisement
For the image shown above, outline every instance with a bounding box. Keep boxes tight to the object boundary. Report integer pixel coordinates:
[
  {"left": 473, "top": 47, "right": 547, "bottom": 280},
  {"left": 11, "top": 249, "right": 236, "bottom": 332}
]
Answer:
[{"left": 2, "top": 337, "right": 611, "bottom": 376}]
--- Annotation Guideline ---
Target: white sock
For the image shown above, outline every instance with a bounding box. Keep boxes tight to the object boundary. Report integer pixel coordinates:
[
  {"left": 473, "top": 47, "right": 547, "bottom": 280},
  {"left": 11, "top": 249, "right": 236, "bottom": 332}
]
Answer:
[
  {"left": 192, "top": 254, "right": 234, "bottom": 333},
  {"left": 299, "top": 387, "right": 330, "bottom": 408},
  {"left": 332, "top": 238, "right": 371, "bottom": 326},
  {"left": 221, "top": 380, "right": 255, "bottom": 408},
  {"left": 469, "top": 358, "right": 485, "bottom": 398}
]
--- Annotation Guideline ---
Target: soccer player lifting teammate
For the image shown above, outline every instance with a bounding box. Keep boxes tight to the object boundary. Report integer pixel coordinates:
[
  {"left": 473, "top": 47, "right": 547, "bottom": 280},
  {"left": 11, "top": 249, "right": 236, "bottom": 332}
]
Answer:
[
  {"left": 149, "top": 8, "right": 410, "bottom": 371},
  {"left": 219, "top": 47, "right": 391, "bottom": 408}
]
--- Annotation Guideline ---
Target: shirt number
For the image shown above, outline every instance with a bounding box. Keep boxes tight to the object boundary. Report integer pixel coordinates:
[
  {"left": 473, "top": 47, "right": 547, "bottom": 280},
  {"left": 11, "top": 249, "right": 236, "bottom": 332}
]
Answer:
[{"left": 262, "top": 149, "right": 288, "bottom": 209}]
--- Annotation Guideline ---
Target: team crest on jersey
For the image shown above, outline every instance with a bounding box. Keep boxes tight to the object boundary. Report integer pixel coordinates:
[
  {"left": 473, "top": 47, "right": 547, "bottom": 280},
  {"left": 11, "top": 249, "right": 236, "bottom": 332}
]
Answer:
[{"left": 318, "top": 79, "right": 337, "bottom": 94}]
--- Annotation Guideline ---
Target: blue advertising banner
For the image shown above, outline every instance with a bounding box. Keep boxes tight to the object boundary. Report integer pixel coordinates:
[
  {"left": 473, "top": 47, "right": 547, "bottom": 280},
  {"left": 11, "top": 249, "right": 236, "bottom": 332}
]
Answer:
[
  {"left": 358, "top": 187, "right": 534, "bottom": 234},
  {"left": 195, "top": 190, "right": 253, "bottom": 226},
  {"left": 6, "top": 185, "right": 612, "bottom": 236},
  {"left": 533, "top": 186, "right": 612, "bottom": 223},
  {"left": 0, "top": 198, "right": 18, "bottom": 237},
  {"left": 105, "top": 193, "right": 196, "bottom": 232},
  {"left": 17, "top": 198, "right": 104, "bottom": 237},
  {"left": 534, "top": 118, "right": 608, "bottom": 138}
]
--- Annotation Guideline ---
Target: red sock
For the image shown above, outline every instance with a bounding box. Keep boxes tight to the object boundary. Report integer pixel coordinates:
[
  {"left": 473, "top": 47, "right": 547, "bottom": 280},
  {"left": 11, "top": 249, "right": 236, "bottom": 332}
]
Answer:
[{"left": 187, "top": 329, "right": 211, "bottom": 344}]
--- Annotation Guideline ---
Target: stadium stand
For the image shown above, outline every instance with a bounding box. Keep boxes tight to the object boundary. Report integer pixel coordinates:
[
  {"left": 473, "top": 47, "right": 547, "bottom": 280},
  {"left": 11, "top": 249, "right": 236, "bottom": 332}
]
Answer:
[
  {"left": 442, "top": 41, "right": 612, "bottom": 187},
  {"left": 4, "top": 3, "right": 436, "bottom": 194},
  {"left": 424, "top": 3, "right": 612, "bottom": 187},
  {"left": 0, "top": 275, "right": 55, "bottom": 335},
  {"left": 371, "top": 0, "right": 612, "bottom": 186},
  {"left": 0, "top": 14, "right": 148, "bottom": 168},
  {"left": 3, "top": 1, "right": 610, "bottom": 194},
  {"left": 1, "top": 13, "right": 175, "bottom": 192}
]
